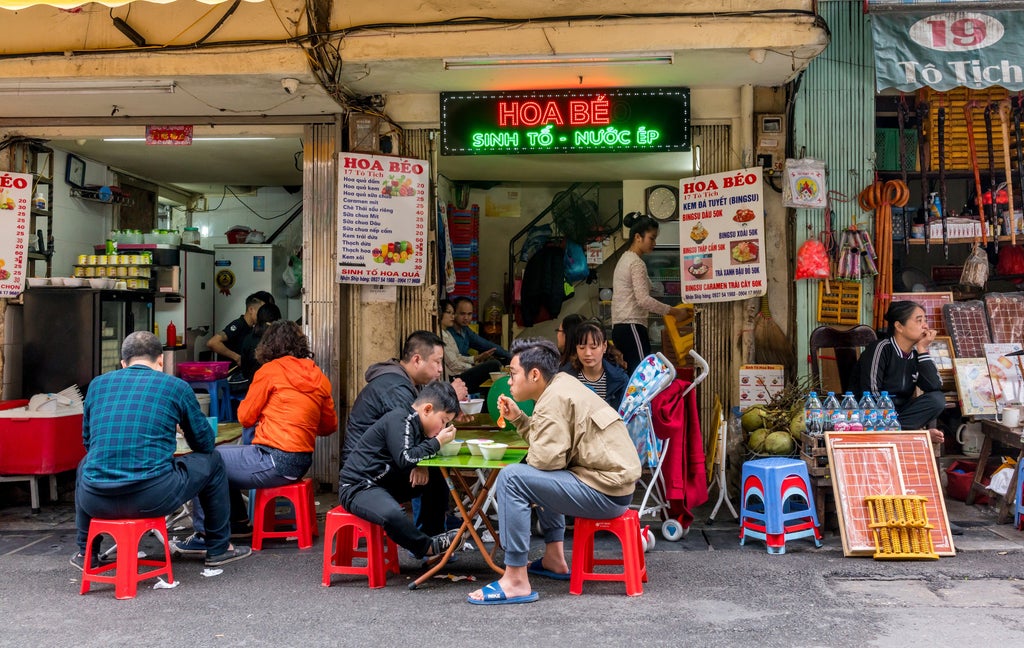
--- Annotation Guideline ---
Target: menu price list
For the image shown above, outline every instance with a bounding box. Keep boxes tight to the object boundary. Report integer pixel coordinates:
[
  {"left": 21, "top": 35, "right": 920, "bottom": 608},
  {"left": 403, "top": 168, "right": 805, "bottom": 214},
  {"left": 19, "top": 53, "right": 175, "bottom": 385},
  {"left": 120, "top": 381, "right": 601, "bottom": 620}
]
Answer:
[
  {"left": 678, "top": 167, "right": 767, "bottom": 304},
  {"left": 0, "top": 172, "right": 33, "bottom": 297},
  {"left": 336, "top": 153, "right": 428, "bottom": 286}
]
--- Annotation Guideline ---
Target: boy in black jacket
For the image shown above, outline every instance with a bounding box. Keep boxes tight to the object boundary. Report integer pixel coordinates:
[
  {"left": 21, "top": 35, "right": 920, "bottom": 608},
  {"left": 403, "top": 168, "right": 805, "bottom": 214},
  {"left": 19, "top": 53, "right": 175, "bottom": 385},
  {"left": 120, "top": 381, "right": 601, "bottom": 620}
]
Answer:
[{"left": 338, "top": 381, "right": 463, "bottom": 559}]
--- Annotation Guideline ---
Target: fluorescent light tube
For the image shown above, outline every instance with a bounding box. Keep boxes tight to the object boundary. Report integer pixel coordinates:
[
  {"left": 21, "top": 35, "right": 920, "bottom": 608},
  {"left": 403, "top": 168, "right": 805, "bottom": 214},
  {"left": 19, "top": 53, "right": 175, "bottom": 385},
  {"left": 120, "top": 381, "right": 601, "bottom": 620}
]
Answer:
[
  {"left": 0, "top": 82, "right": 175, "bottom": 96},
  {"left": 444, "top": 53, "right": 674, "bottom": 70},
  {"left": 102, "top": 137, "right": 275, "bottom": 142}
]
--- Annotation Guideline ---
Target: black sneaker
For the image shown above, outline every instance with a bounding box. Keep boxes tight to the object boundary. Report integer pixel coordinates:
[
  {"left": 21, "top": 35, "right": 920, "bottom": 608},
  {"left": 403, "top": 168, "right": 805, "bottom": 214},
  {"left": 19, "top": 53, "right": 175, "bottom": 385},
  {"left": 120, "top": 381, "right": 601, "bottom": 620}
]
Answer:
[
  {"left": 429, "top": 529, "right": 466, "bottom": 557},
  {"left": 169, "top": 532, "right": 208, "bottom": 557},
  {"left": 230, "top": 522, "right": 253, "bottom": 540},
  {"left": 69, "top": 552, "right": 116, "bottom": 571},
  {"left": 205, "top": 545, "right": 252, "bottom": 567}
]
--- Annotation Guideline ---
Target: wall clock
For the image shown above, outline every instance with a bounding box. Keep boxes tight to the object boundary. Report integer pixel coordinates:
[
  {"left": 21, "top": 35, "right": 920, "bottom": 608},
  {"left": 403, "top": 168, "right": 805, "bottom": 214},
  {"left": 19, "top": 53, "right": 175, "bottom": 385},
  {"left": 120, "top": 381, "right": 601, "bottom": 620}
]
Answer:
[
  {"left": 645, "top": 184, "right": 679, "bottom": 222},
  {"left": 66, "top": 154, "right": 86, "bottom": 189}
]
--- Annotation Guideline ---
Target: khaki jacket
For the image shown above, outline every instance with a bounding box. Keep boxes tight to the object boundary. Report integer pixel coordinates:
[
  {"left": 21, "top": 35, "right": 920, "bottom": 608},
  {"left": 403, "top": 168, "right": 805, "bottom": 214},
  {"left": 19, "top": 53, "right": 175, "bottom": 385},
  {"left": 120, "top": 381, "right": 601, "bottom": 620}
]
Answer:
[{"left": 512, "top": 373, "right": 641, "bottom": 497}]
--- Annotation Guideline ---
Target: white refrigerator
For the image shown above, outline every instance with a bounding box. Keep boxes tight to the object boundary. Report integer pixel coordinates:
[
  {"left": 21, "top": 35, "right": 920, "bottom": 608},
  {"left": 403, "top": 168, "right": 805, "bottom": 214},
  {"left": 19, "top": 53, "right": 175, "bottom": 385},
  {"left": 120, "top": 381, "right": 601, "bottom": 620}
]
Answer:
[{"left": 213, "top": 244, "right": 289, "bottom": 334}]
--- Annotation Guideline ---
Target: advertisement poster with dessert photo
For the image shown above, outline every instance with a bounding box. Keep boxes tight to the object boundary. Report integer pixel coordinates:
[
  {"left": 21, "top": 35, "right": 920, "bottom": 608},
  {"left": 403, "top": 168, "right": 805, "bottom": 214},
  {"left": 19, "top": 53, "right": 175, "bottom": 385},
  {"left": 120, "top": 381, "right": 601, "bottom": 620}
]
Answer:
[
  {"left": 679, "top": 167, "right": 766, "bottom": 303},
  {"left": 336, "top": 152, "right": 428, "bottom": 285},
  {"left": 0, "top": 171, "right": 32, "bottom": 298}
]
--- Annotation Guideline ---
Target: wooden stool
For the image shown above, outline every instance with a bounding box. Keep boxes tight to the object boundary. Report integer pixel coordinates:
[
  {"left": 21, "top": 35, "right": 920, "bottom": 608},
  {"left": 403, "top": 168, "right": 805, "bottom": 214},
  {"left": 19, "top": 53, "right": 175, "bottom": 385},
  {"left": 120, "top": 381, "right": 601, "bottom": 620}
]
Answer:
[
  {"left": 322, "top": 505, "right": 400, "bottom": 588},
  {"left": 569, "top": 509, "right": 648, "bottom": 596},
  {"left": 80, "top": 517, "right": 174, "bottom": 600},
  {"left": 251, "top": 478, "right": 318, "bottom": 550}
]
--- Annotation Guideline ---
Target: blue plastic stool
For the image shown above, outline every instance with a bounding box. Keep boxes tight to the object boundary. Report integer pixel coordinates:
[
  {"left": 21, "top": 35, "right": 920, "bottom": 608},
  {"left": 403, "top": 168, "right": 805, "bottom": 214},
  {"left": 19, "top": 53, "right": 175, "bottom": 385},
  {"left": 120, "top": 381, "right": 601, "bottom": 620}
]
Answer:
[
  {"left": 186, "top": 379, "right": 234, "bottom": 422},
  {"left": 739, "top": 457, "right": 822, "bottom": 554},
  {"left": 1015, "top": 462, "right": 1024, "bottom": 531}
]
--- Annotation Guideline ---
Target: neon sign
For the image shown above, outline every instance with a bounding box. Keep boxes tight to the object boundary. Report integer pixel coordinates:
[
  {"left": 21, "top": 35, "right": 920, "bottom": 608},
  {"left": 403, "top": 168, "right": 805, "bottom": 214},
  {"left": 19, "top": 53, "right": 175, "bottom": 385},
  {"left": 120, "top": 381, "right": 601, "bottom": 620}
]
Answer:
[{"left": 441, "top": 87, "right": 690, "bottom": 155}]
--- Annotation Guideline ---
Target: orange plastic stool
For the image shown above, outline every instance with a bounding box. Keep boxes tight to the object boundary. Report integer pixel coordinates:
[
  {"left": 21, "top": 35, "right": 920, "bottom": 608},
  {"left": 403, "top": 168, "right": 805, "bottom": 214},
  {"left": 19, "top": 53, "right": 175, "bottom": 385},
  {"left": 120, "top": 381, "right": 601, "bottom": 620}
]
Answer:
[
  {"left": 79, "top": 517, "right": 174, "bottom": 600},
  {"left": 569, "top": 509, "right": 648, "bottom": 596},
  {"left": 251, "top": 478, "right": 318, "bottom": 550},
  {"left": 321, "top": 505, "right": 400, "bottom": 589}
]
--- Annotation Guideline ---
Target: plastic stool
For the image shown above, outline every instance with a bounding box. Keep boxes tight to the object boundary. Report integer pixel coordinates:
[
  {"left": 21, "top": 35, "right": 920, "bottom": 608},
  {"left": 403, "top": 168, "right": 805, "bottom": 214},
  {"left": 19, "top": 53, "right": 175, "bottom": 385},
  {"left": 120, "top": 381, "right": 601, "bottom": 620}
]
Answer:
[
  {"left": 186, "top": 379, "right": 234, "bottom": 422},
  {"left": 740, "top": 457, "right": 822, "bottom": 554},
  {"left": 1016, "top": 462, "right": 1024, "bottom": 531},
  {"left": 80, "top": 517, "right": 174, "bottom": 600},
  {"left": 322, "top": 505, "right": 401, "bottom": 588},
  {"left": 251, "top": 479, "right": 318, "bottom": 550},
  {"left": 569, "top": 509, "right": 648, "bottom": 596}
]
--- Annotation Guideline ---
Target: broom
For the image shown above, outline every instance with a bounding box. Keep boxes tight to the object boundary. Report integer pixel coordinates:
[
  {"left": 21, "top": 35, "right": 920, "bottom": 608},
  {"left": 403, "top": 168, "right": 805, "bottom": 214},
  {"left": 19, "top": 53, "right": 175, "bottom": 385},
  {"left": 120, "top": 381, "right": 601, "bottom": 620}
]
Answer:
[{"left": 754, "top": 294, "right": 796, "bottom": 379}]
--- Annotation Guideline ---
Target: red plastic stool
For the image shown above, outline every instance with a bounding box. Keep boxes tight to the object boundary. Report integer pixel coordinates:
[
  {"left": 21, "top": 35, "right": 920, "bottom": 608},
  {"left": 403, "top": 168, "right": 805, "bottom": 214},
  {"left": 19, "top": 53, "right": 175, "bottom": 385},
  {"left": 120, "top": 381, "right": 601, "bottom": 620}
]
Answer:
[
  {"left": 569, "top": 509, "right": 648, "bottom": 596},
  {"left": 322, "top": 505, "right": 400, "bottom": 589},
  {"left": 251, "top": 478, "right": 318, "bottom": 550},
  {"left": 80, "top": 517, "right": 174, "bottom": 600}
]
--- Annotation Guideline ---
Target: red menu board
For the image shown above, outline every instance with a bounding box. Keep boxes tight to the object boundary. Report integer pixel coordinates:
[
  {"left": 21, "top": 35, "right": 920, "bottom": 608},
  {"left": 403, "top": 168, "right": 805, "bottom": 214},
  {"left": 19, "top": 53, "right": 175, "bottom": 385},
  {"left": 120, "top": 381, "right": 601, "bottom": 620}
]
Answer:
[
  {"left": 679, "top": 167, "right": 767, "bottom": 303},
  {"left": 0, "top": 171, "right": 32, "bottom": 297},
  {"left": 336, "top": 153, "right": 428, "bottom": 285}
]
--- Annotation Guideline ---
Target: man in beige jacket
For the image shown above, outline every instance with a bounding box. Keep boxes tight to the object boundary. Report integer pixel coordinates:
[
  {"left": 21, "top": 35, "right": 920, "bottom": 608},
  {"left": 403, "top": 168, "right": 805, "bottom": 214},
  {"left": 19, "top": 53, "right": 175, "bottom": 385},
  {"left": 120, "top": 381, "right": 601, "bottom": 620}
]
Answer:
[{"left": 467, "top": 337, "right": 641, "bottom": 605}]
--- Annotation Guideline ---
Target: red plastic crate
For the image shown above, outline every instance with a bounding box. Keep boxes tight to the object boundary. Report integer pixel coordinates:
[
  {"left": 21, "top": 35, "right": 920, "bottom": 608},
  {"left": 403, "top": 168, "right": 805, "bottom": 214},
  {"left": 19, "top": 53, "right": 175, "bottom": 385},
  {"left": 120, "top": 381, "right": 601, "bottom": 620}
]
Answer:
[
  {"left": 0, "top": 405, "right": 85, "bottom": 475},
  {"left": 177, "top": 361, "right": 231, "bottom": 381}
]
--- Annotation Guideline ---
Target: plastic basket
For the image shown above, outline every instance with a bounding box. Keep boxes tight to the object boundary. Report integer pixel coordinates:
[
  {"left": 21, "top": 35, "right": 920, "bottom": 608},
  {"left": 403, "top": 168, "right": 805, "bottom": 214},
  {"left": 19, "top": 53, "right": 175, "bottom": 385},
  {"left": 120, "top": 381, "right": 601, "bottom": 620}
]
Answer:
[
  {"left": 865, "top": 495, "right": 939, "bottom": 561},
  {"left": 178, "top": 361, "right": 231, "bottom": 381}
]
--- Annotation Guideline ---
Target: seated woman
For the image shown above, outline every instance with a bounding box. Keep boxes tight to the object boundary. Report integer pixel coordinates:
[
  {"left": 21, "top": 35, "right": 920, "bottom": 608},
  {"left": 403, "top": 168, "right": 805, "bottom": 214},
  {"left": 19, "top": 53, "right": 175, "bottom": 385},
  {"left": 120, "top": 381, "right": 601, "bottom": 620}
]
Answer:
[
  {"left": 852, "top": 300, "right": 945, "bottom": 437},
  {"left": 439, "top": 298, "right": 501, "bottom": 395},
  {"left": 556, "top": 313, "right": 585, "bottom": 367},
  {"left": 172, "top": 320, "right": 337, "bottom": 554},
  {"left": 238, "top": 303, "right": 283, "bottom": 385},
  {"left": 560, "top": 320, "right": 629, "bottom": 409}
]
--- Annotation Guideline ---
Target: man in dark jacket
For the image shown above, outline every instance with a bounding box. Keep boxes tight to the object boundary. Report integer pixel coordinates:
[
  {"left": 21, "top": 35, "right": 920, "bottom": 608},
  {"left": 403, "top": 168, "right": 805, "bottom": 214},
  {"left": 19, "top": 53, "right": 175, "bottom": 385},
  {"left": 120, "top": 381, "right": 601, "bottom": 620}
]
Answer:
[{"left": 341, "top": 331, "right": 466, "bottom": 537}]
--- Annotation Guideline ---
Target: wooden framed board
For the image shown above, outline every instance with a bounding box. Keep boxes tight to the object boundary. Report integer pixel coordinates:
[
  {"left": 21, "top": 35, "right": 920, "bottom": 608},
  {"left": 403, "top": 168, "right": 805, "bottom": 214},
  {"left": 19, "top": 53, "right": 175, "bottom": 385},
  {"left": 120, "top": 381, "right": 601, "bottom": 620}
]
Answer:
[{"left": 825, "top": 430, "right": 955, "bottom": 557}]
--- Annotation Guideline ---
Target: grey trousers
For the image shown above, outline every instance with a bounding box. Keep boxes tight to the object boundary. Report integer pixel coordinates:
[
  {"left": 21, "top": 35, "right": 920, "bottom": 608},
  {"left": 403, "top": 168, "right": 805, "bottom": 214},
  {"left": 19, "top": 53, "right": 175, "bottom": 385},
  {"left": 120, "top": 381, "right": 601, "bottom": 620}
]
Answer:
[{"left": 496, "top": 463, "right": 629, "bottom": 567}]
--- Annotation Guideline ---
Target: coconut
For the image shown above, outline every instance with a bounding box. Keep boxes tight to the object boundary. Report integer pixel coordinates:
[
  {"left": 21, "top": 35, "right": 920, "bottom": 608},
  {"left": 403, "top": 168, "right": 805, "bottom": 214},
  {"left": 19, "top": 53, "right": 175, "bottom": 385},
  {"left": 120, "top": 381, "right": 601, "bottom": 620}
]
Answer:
[
  {"left": 790, "top": 411, "right": 806, "bottom": 441},
  {"left": 764, "top": 431, "right": 795, "bottom": 455},
  {"left": 747, "top": 428, "right": 769, "bottom": 453},
  {"left": 741, "top": 405, "right": 768, "bottom": 432}
]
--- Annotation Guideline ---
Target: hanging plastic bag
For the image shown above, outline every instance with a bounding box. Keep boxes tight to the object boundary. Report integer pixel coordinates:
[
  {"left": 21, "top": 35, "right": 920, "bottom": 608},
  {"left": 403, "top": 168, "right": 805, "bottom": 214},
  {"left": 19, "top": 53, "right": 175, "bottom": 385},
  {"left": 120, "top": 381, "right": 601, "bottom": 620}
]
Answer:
[
  {"left": 282, "top": 254, "right": 302, "bottom": 297},
  {"left": 783, "top": 158, "right": 828, "bottom": 209},
  {"left": 960, "top": 244, "right": 990, "bottom": 288},
  {"left": 795, "top": 238, "right": 831, "bottom": 280}
]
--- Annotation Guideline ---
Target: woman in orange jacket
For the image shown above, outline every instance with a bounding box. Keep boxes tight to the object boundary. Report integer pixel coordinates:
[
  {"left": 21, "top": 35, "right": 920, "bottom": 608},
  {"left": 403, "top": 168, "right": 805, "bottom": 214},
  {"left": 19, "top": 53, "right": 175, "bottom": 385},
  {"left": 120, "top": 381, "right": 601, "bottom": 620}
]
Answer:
[{"left": 172, "top": 321, "right": 337, "bottom": 555}]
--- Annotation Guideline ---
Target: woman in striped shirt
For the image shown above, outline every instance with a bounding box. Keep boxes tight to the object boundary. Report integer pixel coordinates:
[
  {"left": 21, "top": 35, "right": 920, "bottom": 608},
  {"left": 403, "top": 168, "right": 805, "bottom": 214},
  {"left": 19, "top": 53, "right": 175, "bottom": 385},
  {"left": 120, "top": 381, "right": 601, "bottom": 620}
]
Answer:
[{"left": 561, "top": 321, "right": 629, "bottom": 409}]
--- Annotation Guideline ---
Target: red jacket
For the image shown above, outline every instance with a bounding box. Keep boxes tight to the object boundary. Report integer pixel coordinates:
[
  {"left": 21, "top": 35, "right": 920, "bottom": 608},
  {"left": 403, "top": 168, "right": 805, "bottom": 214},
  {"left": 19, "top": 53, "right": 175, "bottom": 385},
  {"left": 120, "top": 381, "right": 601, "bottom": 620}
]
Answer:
[
  {"left": 650, "top": 379, "right": 708, "bottom": 527},
  {"left": 238, "top": 356, "right": 337, "bottom": 452}
]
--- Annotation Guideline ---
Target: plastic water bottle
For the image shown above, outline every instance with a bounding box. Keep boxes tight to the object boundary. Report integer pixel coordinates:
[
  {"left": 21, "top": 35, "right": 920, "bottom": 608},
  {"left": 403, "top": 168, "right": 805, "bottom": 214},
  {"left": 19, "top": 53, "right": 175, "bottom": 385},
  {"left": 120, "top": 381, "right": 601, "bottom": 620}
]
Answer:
[
  {"left": 877, "top": 391, "right": 901, "bottom": 430},
  {"left": 805, "top": 392, "right": 824, "bottom": 438},
  {"left": 823, "top": 392, "right": 841, "bottom": 431},
  {"left": 841, "top": 392, "right": 862, "bottom": 431},
  {"left": 859, "top": 391, "right": 879, "bottom": 431}
]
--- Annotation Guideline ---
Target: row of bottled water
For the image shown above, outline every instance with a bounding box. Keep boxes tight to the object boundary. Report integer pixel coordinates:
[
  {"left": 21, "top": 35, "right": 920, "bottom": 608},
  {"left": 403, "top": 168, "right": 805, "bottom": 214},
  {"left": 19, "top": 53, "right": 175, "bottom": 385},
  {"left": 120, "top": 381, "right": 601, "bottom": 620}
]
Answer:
[{"left": 804, "top": 390, "right": 901, "bottom": 436}]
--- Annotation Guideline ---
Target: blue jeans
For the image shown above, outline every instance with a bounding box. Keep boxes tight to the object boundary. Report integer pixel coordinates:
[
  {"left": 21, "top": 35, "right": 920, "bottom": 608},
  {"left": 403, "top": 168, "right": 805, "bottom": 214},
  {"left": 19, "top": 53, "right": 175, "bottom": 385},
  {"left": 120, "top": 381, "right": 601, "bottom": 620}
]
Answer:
[
  {"left": 496, "top": 463, "right": 630, "bottom": 567},
  {"left": 75, "top": 452, "right": 232, "bottom": 556},
  {"left": 191, "top": 444, "right": 294, "bottom": 534}
]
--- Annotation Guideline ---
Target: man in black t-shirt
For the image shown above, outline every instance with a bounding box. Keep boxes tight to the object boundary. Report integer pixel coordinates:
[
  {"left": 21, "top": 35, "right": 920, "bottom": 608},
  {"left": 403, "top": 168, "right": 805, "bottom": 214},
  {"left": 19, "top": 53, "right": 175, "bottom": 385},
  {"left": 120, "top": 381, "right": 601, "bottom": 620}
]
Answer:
[{"left": 207, "top": 291, "right": 275, "bottom": 365}]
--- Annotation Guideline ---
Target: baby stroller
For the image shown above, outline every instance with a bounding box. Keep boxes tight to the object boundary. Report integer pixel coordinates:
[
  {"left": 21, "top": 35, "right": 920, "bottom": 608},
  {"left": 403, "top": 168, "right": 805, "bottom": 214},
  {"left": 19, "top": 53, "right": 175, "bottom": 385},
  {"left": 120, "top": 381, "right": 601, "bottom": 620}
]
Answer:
[{"left": 618, "top": 349, "right": 709, "bottom": 548}]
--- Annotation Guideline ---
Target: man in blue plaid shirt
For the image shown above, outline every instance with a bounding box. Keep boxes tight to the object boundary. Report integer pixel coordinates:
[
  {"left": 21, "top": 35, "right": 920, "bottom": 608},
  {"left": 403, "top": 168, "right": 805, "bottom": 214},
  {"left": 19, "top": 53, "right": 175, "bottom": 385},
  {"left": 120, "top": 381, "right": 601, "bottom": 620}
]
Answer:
[{"left": 72, "top": 331, "right": 251, "bottom": 570}]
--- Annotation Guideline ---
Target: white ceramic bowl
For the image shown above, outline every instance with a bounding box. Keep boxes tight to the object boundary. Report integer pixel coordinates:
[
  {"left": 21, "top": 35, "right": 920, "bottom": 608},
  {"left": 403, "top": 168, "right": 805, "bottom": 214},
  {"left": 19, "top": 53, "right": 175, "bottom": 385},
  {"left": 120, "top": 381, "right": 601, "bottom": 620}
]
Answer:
[
  {"left": 489, "top": 371, "right": 505, "bottom": 382},
  {"left": 63, "top": 277, "right": 85, "bottom": 287},
  {"left": 465, "top": 439, "right": 489, "bottom": 456},
  {"left": 87, "top": 278, "right": 107, "bottom": 289},
  {"left": 438, "top": 439, "right": 464, "bottom": 456},
  {"left": 459, "top": 398, "right": 484, "bottom": 415},
  {"left": 27, "top": 277, "right": 49, "bottom": 287},
  {"left": 49, "top": 277, "right": 66, "bottom": 286},
  {"left": 479, "top": 442, "right": 508, "bottom": 461}
]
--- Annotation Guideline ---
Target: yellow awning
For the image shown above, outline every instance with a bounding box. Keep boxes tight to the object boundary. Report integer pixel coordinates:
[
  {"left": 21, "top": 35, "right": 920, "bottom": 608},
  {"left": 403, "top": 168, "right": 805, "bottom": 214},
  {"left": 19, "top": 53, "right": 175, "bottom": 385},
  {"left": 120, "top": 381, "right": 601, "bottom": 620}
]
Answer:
[{"left": 0, "top": 0, "right": 261, "bottom": 9}]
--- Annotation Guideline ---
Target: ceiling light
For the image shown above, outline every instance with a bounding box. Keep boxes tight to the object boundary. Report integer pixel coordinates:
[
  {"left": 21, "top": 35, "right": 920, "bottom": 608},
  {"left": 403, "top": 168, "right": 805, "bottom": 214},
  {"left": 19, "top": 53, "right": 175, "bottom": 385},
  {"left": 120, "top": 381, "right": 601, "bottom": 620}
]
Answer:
[
  {"left": 0, "top": 81, "right": 175, "bottom": 96},
  {"left": 443, "top": 52, "right": 674, "bottom": 70},
  {"left": 102, "top": 137, "right": 275, "bottom": 142}
]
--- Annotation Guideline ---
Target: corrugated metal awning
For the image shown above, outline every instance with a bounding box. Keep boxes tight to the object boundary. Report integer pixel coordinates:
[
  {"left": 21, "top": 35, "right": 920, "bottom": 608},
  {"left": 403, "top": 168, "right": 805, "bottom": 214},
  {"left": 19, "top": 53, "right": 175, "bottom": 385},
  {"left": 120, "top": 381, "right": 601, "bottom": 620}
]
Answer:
[{"left": 0, "top": 0, "right": 260, "bottom": 9}]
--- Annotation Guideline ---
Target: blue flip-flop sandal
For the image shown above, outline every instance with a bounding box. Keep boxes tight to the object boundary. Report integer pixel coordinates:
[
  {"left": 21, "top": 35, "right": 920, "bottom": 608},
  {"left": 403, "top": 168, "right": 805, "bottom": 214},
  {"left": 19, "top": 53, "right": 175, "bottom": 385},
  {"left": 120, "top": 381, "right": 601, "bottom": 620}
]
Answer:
[
  {"left": 527, "top": 558, "right": 571, "bottom": 581},
  {"left": 467, "top": 580, "right": 539, "bottom": 605}
]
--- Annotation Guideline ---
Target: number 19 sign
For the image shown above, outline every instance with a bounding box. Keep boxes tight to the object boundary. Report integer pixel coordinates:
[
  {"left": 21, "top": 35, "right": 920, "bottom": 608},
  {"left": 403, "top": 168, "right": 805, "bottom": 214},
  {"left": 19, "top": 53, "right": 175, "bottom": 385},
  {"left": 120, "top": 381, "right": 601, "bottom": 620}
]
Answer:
[{"left": 336, "top": 153, "right": 429, "bottom": 285}]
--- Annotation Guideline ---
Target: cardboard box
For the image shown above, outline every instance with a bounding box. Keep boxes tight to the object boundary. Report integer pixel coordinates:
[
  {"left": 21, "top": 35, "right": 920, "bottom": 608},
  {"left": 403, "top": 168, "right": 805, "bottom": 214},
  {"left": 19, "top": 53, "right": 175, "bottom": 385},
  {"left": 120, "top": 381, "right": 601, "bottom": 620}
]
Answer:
[
  {"left": 739, "top": 364, "right": 785, "bottom": 408},
  {"left": 0, "top": 404, "right": 85, "bottom": 475}
]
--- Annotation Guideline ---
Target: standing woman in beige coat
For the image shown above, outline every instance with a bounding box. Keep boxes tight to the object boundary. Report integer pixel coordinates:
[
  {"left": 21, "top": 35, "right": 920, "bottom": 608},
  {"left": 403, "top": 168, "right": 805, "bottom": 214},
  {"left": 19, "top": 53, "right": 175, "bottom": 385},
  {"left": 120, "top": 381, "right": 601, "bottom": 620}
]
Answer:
[
  {"left": 466, "top": 338, "right": 641, "bottom": 606},
  {"left": 611, "top": 213, "right": 689, "bottom": 373}
]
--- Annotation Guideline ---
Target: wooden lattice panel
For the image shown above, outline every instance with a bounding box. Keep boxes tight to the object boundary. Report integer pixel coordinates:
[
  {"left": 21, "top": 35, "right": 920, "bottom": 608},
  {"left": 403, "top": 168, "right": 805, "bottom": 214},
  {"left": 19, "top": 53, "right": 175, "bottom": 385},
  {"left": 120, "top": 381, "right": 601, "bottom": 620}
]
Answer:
[{"left": 926, "top": 87, "right": 1011, "bottom": 172}]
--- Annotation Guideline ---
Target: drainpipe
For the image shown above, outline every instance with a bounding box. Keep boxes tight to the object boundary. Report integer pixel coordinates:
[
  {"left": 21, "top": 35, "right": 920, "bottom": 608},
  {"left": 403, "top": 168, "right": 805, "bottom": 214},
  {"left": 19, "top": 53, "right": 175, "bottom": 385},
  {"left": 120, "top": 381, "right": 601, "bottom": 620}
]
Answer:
[{"left": 740, "top": 84, "right": 754, "bottom": 168}]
